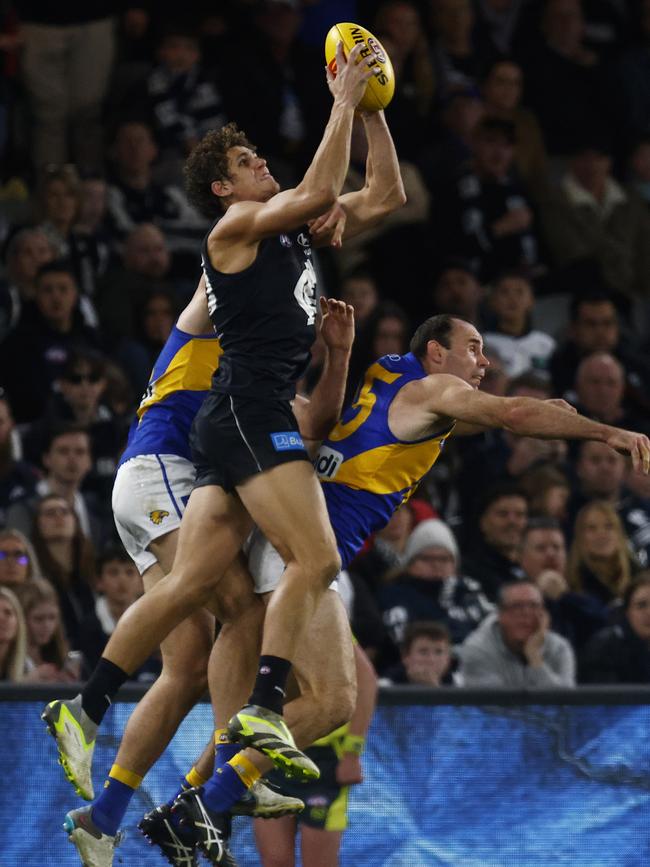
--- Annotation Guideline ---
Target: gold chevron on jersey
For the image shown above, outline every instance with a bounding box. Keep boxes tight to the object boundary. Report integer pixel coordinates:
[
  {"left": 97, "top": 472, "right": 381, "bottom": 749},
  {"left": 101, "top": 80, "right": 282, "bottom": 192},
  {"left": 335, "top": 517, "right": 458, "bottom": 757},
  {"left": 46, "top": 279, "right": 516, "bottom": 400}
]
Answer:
[
  {"left": 137, "top": 331, "right": 222, "bottom": 421},
  {"left": 322, "top": 434, "right": 451, "bottom": 495}
]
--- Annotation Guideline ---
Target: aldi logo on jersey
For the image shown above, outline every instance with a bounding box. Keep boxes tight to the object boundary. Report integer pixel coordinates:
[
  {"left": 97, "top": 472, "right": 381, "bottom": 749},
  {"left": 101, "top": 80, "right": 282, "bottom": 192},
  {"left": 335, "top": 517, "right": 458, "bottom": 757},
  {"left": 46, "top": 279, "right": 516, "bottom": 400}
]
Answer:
[
  {"left": 271, "top": 431, "right": 305, "bottom": 452},
  {"left": 315, "top": 445, "right": 344, "bottom": 479}
]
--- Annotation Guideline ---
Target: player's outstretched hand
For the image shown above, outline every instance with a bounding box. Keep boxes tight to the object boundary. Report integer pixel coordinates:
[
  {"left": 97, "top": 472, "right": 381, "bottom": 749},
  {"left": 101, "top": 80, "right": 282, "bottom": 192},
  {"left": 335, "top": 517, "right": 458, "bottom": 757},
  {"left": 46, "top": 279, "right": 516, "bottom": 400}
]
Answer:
[
  {"left": 326, "top": 41, "right": 375, "bottom": 108},
  {"left": 319, "top": 296, "right": 355, "bottom": 353},
  {"left": 605, "top": 429, "right": 650, "bottom": 473},
  {"left": 308, "top": 202, "right": 347, "bottom": 248}
]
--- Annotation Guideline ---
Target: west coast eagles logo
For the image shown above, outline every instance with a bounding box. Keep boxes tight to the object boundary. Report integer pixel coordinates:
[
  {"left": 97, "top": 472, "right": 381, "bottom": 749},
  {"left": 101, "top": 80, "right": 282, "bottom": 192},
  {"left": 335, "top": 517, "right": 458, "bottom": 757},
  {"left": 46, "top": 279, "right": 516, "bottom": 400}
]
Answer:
[{"left": 149, "top": 510, "right": 169, "bottom": 525}]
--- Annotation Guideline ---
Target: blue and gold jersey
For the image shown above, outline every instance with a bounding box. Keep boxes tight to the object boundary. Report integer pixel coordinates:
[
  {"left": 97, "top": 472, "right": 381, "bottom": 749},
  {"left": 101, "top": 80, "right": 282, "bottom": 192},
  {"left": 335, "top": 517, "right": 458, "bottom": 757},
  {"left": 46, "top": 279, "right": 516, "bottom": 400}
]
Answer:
[
  {"left": 316, "top": 352, "right": 454, "bottom": 569},
  {"left": 119, "top": 326, "right": 222, "bottom": 465}
]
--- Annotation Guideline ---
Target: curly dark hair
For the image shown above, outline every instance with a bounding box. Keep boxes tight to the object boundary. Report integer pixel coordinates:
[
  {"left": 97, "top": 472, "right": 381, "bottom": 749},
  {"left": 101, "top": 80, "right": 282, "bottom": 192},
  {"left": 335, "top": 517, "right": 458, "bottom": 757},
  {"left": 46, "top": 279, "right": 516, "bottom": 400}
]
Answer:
[{"left": 184, "top": 123, "right": 256, "bottom": 218}]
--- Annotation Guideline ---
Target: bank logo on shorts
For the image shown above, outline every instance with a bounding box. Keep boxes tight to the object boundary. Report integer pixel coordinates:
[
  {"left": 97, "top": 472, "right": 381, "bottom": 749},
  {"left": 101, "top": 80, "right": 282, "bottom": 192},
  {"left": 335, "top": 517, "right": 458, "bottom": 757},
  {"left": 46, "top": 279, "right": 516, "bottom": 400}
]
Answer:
[
  {"left": 315, "top": 445, "right": 344, "bottom": 479},
  {"left": 270, "top": 431, "right": 305, "bottom": 452},
  {"left": 149, "top": 509, "right": 170, "bottom": 525}
]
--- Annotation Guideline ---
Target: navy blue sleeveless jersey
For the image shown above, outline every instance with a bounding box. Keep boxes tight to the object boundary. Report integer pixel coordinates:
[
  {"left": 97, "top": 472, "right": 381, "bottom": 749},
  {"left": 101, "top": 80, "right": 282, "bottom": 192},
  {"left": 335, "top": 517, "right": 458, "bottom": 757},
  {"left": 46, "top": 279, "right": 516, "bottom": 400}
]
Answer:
[{"left": 201, "top": 224, "right": 317, "bottom": 401}]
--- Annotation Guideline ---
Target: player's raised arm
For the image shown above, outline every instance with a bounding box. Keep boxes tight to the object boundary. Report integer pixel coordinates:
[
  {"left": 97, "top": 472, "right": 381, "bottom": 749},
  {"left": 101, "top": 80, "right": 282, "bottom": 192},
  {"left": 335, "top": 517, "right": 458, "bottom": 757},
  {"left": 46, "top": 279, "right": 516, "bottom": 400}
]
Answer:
[
  {"left": 213, "top": 41, "right": 375, "bottom": 244},
  {"left": 308, "top": 111, "right": 406, "bottom": 245},
  {"left": 340, "top": 111, "right": 406, "bottom": 236},
  {"left": 294, "top": 297, "right": 355, "bottom": 443}
]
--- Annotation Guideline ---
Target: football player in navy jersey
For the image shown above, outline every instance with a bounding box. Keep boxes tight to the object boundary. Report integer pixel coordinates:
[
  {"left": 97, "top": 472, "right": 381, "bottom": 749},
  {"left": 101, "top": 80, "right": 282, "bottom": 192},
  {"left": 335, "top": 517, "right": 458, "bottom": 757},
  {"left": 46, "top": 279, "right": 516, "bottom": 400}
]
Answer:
[{"left": 44, "top": 39, "right": 407, "bottom": 865}]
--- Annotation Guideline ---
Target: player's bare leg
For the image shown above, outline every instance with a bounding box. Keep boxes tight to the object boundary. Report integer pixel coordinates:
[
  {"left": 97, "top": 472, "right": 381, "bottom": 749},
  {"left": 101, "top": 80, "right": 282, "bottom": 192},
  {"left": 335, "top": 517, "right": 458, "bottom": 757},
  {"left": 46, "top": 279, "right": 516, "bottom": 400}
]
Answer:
[
  {"left": 237, "top": 462, "right": 340, "bottom": 664},
  {"left": 254, "top": 815, "right": 298, "bottom": 867},
  {"left": 111, "top": 533, "right": 214, "bottom": 778},
  {"left": 224, "top": 462, "right": 340, "bottom": 778},
  {"left": 114, "top": 550, "right": 262, "bottom": 779},
  {"left": 101, "top": 487, "right": 251, "bottom": 672},
  {"left": 175, "top": 587, "right": 355, "bottom": 847}
]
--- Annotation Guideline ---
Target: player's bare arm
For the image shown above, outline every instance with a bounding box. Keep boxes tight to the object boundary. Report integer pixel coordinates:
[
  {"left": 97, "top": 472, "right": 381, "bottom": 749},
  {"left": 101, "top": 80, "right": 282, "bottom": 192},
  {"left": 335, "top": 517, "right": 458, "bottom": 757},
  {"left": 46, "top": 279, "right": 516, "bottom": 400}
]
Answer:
[
  {"left": 405, "top": 374, "right": 650, "bottom": 472},
  {"left": 294, "top": 297, "right": 355, "bottom": 445},
  {"left": 309, "top": 111, "right": 406, "bottom": 244},
  {"left": 208, "top": 41, "right": 374, "bottom": 266}
]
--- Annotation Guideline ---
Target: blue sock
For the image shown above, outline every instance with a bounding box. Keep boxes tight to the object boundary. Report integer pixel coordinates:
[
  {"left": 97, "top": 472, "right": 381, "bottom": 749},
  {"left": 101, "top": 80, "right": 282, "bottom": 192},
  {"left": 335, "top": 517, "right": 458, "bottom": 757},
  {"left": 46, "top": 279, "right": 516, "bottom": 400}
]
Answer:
[
  {"left": 92, "top": 777, "right": 138, "bottom": 837},
  {"left": 167, "top": 778, "right": 190, "bottom": 809},
  {"left": 201, "top": 764, "right": 248, "bottom": 813},
  {"left": 215, "top": 741, "right": 240, "bottom": 769}
]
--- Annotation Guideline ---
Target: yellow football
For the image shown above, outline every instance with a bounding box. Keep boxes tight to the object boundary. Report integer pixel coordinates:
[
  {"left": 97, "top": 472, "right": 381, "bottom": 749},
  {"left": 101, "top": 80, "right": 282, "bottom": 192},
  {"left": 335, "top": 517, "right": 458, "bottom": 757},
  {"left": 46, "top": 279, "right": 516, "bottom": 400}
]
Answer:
[{"left": 325, "top": 22, "right": 395, "bottom": 112}]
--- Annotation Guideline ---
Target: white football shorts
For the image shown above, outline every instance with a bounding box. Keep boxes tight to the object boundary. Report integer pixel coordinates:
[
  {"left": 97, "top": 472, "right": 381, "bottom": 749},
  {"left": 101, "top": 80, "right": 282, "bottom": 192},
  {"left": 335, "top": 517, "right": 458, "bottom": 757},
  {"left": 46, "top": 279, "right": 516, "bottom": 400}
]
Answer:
[
  {"left": 112, "top": 454, "right": 195, "bottom": 574},
  {"left": 245, "top": 527, "right": 339, "bottom": 595}
]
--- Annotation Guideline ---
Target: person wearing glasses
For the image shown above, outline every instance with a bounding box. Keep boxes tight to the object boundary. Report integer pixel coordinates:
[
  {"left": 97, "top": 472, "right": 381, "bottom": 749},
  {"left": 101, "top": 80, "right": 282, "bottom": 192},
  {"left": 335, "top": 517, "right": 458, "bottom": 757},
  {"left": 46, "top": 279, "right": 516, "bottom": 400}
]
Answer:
[
  {"left": 21, "top": 349, "right": 124, "bottom": 504},
  {"left": 459, "top": 580, "right": 576, "bottom": 687},
  {"left": 0, "top": 528, "right": 41, "bottom": 588}
]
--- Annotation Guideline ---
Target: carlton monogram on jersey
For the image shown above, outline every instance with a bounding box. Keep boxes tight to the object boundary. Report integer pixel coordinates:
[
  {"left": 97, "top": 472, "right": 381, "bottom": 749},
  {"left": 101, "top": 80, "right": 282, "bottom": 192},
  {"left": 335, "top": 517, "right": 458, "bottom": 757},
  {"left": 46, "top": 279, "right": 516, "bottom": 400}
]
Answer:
[
  {"left": 317, "top": 352, "right": 455, "bottom": 568},
  {"left": 201, "top": 224, "right": 317, "bottom": 401}
]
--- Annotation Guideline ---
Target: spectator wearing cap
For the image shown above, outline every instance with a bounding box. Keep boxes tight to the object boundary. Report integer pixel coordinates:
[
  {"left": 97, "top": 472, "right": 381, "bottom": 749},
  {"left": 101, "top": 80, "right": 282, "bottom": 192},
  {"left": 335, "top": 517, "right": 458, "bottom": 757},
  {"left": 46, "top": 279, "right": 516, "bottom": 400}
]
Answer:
[
  {"left": 435, "top": 117, "right": 541, "bottom": 283},
  {"left": 378, "top": 519, "right": 493, "bottom": 656},
  {"left": 537, "top": 140, "right": 650, "bottom": 301},
  {"left": 0, "top": 261, "right": 99, "bottom": 422},
  {"left": 459, "top": 579, "right": 576, "bottom": 687},
  {"left": 461, "top": 482, "right": 528, "bottom": 601}
]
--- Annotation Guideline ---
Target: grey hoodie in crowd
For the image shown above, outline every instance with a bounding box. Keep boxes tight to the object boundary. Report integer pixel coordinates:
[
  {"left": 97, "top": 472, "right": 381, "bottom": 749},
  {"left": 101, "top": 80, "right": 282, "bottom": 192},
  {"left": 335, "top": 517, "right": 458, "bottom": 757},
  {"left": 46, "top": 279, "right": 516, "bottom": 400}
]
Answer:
[{"left": 458, "top": 613, "right": 576, "bottom": 688}]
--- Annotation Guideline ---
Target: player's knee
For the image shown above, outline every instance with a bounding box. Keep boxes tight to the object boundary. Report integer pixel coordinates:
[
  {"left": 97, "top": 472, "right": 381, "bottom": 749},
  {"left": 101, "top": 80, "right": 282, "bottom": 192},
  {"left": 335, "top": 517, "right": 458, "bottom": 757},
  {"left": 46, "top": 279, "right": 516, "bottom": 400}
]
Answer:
[
  {"left": 214, "top": 587, "right": 262, "bottom": 624},
  {"left": 159, "top": 664, "right": 208, "bottom": 706},
  {"left": 166, "top": 569, "right": 216, "bottom": 610},
  {"left": 308, "top": 544, "right": 341, "bottom": 590}
]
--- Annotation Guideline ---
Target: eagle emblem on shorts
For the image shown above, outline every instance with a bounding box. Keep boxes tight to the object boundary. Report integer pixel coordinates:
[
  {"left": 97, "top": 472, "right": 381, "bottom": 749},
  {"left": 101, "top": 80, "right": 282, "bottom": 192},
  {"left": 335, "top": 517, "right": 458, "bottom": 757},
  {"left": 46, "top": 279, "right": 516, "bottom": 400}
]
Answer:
[{"left": 149, "top": 510, "right": 169, "bottom": 525}]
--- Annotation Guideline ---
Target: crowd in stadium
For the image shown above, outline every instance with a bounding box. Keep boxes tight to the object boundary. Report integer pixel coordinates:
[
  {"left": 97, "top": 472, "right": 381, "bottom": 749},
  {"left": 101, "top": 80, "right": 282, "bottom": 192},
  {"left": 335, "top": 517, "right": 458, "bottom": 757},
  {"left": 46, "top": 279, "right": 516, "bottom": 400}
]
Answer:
[{"left": 1, "top": 0, "right": 650, "bottom": 691}]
